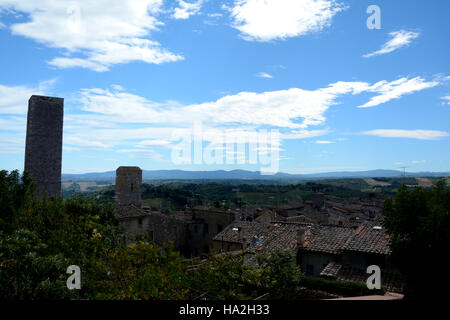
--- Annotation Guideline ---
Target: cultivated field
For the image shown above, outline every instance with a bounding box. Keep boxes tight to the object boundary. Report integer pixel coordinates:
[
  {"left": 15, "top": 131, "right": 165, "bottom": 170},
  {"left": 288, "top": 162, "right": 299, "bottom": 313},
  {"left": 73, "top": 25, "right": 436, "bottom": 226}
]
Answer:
[{"left": 363, "top": 178, "right": 391, "bottom": 187}]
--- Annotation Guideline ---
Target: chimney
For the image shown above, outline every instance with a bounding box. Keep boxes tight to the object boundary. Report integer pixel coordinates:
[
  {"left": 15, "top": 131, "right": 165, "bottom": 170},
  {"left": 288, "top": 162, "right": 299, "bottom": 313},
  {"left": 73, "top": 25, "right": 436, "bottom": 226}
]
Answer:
[{"left": 297, "top": 228, "right": 306, "bottom": 247}]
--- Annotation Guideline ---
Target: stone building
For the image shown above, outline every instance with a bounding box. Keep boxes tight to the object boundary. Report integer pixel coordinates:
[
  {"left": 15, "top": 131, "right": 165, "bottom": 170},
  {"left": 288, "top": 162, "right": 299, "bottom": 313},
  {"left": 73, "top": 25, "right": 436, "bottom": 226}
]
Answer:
[
  {"left": 114, "top": 167, "right": 235, "bottom": 257},
  {"left": 191, "top": 206, "right": 235, "bottom": 251},
  {"left": 24, "top": 95, "right": 64, "bottom": 198},
  {"left": 212, "top": 221, "right": 310, "bottom": 254},
  {"left": 297, "top": 221, "right": 403, "bottom": 293}
]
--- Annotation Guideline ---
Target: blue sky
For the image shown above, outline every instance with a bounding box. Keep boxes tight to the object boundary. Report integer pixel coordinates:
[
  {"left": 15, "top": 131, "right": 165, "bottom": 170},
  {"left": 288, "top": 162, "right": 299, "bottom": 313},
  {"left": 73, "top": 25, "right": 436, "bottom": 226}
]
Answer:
[{"left": 0, "top": 0, "right": 449, "bottom": 174}]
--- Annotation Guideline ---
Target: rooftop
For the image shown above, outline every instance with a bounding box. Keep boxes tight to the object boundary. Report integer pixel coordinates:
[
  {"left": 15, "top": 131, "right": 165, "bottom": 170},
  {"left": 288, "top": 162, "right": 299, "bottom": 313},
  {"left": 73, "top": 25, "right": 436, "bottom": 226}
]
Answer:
[
  {"left": 342, "top": 220, "right": 390, "bottom": 255},
  {"left": 320, "top": 261, "right": 404, "bottom": 293}
]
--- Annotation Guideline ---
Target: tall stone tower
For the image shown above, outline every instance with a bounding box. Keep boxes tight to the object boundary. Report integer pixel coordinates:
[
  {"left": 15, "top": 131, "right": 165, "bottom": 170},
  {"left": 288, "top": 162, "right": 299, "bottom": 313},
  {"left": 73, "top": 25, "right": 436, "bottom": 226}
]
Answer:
[
  {"left": 24, "top": 95, "right": 64, "bottom": 198},
  {"left": 115, "top": 166, "right": 142, "bottom": 207}
]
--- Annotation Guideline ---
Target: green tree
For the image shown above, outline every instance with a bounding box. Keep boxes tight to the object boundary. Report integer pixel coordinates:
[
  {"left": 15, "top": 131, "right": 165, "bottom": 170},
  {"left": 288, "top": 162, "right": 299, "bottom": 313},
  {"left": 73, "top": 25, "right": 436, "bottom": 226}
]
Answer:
[
  {"left": 0, "top": 170, "right": 190, "bottom": 300},
  {"left": 0, "top": 229, "right": 77, "bottom": 300},
  {"left": 0, "top": 170, "right": 35, "bottom": 234},
  {"left": 383, "top": 180, "right": 450, "bottom": 299},
  {"left": 87, "top": 241, "right": 189, "bottom": 300}
]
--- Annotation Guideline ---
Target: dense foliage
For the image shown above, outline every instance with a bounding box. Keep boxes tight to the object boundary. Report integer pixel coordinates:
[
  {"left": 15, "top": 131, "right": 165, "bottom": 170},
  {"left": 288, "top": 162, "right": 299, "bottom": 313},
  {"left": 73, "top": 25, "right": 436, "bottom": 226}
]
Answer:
[
  {"left": 188, "top": 251, "right": 384, "bottom": 300},
  {"left": 0, "top": 170, "right": 187, "bottom": 300},
  {"left": 383, "top": 180, "right": 450, "bottom": 299}
]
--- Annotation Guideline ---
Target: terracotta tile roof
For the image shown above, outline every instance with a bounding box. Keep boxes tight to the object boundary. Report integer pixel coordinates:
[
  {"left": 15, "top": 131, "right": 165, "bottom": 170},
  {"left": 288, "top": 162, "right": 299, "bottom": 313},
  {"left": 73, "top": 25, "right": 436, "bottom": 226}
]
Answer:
[
  {"left": 116, "top": 204, "right": 150, "bottom": 220},
  {"left": 320, "top": 261, "right": 343, "bottom": 277},
  {"left": 300, "top": 221, "right": 390, "bottom": 255},
  {"left": 286, "top": 215, "right": 315, "bottom": 224},
  {"left": 216, "top": 220, "right": 391, "bottom": 257},
  {"left": 249, "top": 223, "right": 309, "bottom": 253},
  {"left": 320, "top": 262, "right": 404, "bottom": 293},
  {"left": 300, "top": 225, "right": 355, "bottom": 254},
  {"left": 342, "top": 220, "right": 390, "bottom": 255},
  {"left": 212, "top": 221, "right": 273, "bottom": 244},
  {"left": 213, "top": 221, "right": 312, "bottom": 253}
]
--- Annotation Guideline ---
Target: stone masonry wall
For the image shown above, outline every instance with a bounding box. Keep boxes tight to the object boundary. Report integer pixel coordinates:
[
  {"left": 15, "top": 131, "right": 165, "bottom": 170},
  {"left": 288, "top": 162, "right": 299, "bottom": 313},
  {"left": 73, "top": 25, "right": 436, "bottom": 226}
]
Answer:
[
  {"left": 24, "top": 95, "right": 64, "bottom": 198},
  {"left": 115, "top": 166, "right": 142, "bottom": 207}
]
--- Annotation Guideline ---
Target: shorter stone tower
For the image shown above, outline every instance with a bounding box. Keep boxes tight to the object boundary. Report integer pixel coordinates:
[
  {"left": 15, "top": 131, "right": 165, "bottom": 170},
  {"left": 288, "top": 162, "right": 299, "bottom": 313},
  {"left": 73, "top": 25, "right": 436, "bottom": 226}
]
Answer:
[
  {"left": 115, "top": 166, "right": 142, "bottom": 207},
  {"left": 312, "top": 192, "right": 324, "bottom": 209}
]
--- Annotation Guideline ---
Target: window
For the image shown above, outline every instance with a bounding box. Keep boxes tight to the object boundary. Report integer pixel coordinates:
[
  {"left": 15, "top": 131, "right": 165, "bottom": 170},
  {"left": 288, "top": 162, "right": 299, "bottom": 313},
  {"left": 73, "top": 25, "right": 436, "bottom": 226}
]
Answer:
[
  {"left": 172, "top": 226, "right": 177, "bottom": 237},
  {"left": 217, "top": 224, "right": 223, "bottom": 233},
  {"left": 138, "top": 218, "right": 142, "bottom": 225},
  {"left": 131, "top": 183, "right": 134, "bottom": 192}
]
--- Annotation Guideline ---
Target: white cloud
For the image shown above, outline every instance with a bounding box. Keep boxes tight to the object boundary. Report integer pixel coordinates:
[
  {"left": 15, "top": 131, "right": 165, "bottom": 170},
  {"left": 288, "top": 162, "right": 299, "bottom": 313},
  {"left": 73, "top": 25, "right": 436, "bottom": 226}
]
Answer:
[
  {"left": 0, "top": 0, "right": 183, "bottom": 71},
  {"left": 281, "top": 129, "right": 330, "bottom": 140},
  {"left": 256, "top": 72, "right": 273, "bottom": 79},
  {"left": 315, "top": 140, "right": 334, "bottom": 144},
  {"left": 136, "top": 139, "right": 172, "bottom": 147},
  {"left": 0, "top": 83, "right": 45, "bottom": 114},
  {"left": 3, "top": 75, "right": 437, "bottom": 156},
  {"left": 111, "top": 84, "right": 125, "bottom": 91},
  {"left": 364, "top": 30, "right": 420, "bottom": 58},
  {"left": 0, "top": 135, "right": 25, "bottom": 154},
  {"left": 357, "top": 77, "right": 438, "bottom": 108},
  {"left": 172, "top": 0, "right": 203, "bottom": 19},
  {"left": 75, "top": 76, "right": 441, "bottom": 136},
  {"left": 228, "top": 0, "right": 345, "bottom": 41},
  {"left": 411, "top": 160, "right": 426, "bottom": 164},
  {"left": 441, "top": 96, "right": 450, "bottom": 105},
  {"left": 116, "top": 148, "right": 164, "bottom": 160},
  {"left": 63, "top": 146, "right": 81, "bottom": 152},
  {"left": 362, "top": 129, "right": 449, "bottom": 140},
  {"left": 64, "top": 136, "right": 112, "bottom": 148}
]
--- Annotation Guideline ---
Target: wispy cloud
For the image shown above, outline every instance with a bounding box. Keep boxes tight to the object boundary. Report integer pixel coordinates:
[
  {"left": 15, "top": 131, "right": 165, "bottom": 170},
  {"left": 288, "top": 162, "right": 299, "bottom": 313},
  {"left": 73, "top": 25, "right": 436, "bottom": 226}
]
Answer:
[
  {"left": 356, "top": 77, "right": 438, "bottom": 108},
  {"left": 64, "top": 136, "right": 112, "bottom": 149},
  {"left": 0, "top": 80, "right": 56, "bottom": 114},
  {"left": 116, "top": 148, "right": 164, "bottom": 160},
  {"left": 0, "top": 0, "right": 183, "bottom": 72},
  {"left": 362, "top": 129, "right": 449, "bottom": 140},
  {"left": 441, "top": 96, "right": 450, "bottom": 105},
  {"left": 172, "top": 0, "right": 203, "bottom": 20},
  {"left": 256, "top": 72, "right": 273, "bottom": 79},
  {"left": 315, "top": 140, "right": 334, "bottom": 144},
  {"left": 228, "top": 0, "right": 345, "bottom": 42},
  {"left": 364, "top": 30, "right": 420, "bottom": 58}
]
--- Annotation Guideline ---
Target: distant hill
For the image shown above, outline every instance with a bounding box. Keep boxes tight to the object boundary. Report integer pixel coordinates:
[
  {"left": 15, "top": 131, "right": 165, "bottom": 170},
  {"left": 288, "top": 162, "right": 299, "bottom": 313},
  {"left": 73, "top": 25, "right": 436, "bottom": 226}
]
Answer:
[{"left": 61, "top": 169, "right": 450, "bottom": 181}]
